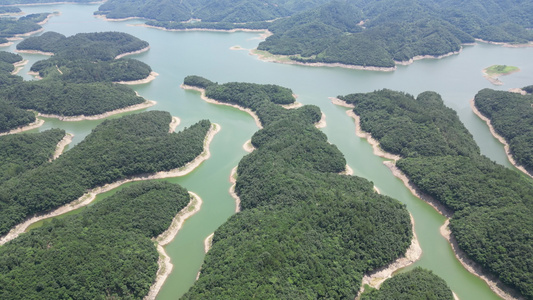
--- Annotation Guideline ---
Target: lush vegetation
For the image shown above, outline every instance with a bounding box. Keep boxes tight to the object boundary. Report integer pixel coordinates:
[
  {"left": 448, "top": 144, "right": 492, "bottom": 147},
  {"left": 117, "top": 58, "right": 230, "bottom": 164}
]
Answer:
[
  {"left": 97, "top": 0, "right": 533, "bottom": 68},
  {"left": 1, "top": 81, "right": 146, "bottom": 116},
  {"left": 474, "top": 88, "right": 533, "bottom": 174},
  {"left": 484, "top": 64, "right": 520, "bottom": 76},
  {"left": 0, "top": 129, "right": 65, "bottom": 184},
  {"left": 0, "top": 181, "right": 191, "bottom": 299},
  {"left": 524, "top": 85, "right": 533, "bottom": 94},
  {"left": 339, "top": 89, "right": 533, "bottom": 299},
  {"left": 0, "top": 12, "right": 48, "bottom": 40},
  {"left": 361, "top": 268, "right": 454, "bottom": 300},
  {"left": 0, "top": 111, "right": 211, "bottom": 236},
  {"left": 0, "top": 101, "right": 35, "bottom": 132},
  {"left": 0, "top": 7, "right": 22, "bottom": 15},
  {"left": 182, "top": 77, "right": 411, "bottom": 299}
]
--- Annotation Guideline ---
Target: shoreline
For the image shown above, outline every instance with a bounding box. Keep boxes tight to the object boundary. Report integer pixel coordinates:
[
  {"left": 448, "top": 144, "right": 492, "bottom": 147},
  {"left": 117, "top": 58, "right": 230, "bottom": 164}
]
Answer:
[
  {"left": 394, "top": 49, "right": 462, "bottom": 66},
  {"left": 315, "top": 112, "right": 327, "bottom": 128},
  {"left": 7, "top": 28, "right": 44, "bottom": 41},
  {"left": 229, "top": 166, "right": 241, "bottom": 213},
  {"left": 440, "top": 220, "right": 523, "bottom": 300},
  {"left": 250, "top": 49, "right": 397, "bottom": 72},
  {"left": 340, "top": 164, "right": 353, "bottom": 176},
  {"left": 475, "top": 39, "right": 533, "bottom": 48},
  {"left": 115, "top": 45, "right": 150, "bottom": 59},
  {"left": 168, "top": 116, "right": 180, "bottom": 133},
  {"left": 470, "top": 99, "right": 533, "bottom": 178},
  {"left": 50, "top": 132, "right": 73, "bottom": 161},
  {"left": 481, "top": 67, "right": 520, "bottom": 86},
  {"left": 140, "top": 23, "right": 272, "bottom": 39},
  {"left": 0, "top": 118, "right": 45, "bottom": 136},
  {"left": 38, "top": 100, "right": 156, "bottom": 121},
  {"left": 115, "top": 71, "right": 159, "bottom": 85},
  {"left": 356, "top": 213, "right": 422, "bottom": 299},
  {"left": 16, "top": 49, "right": 54, "bottom": 56},
  {"left": 204, "top": 233, "right": 214, "bottom": 254},
  {"left": 0, "top": 41, "right": 14, "bottom": 47},
  {"left": 11, "top": 59, "right": 28, "bottom": 75},
  {"left": 0, "top": 122, "right": 220, "bottom": 246},
  {"left": 145, "top": 191, "right": 203, "bottom": 300},
  {"left": 332, "top": 98, "right": 400, "bottom": 161},
  {"left": 243, "top": 139, "right": 255, "bottom": 153},
  {"left": 181, "top": 84, "right": 263, "bottom": 129}
]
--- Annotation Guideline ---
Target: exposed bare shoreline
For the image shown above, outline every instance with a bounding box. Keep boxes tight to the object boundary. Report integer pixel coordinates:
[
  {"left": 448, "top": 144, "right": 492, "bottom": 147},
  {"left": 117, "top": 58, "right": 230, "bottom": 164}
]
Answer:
[
  {"left": 476, "top": 38, "right": 533, "bottom": 48},
  {"left": 481, "top": 67, "right": 521, "bottom": 86},
  {"left": 11, "top": 59, "right": 28, "bottom": 75},
  {"left": 394, "top": 49, "right": 462, "bottom": 66},
  {"left": 115, "top": 71, "right": 159, "bottom": 85},
  {"left": 0, "top": 122, "right": 220, "bottom": 247},
  {"left": 334, "top": 97, "right": 519, "bottom": 299},
  {"left": 37, "top": 100, "right": 156, "bottom": 121},
  {"left": 243, "top": 139, "right": 255, "bottom": 153},
  {"left": 470, "top": 99, "right": 533, "bottom": 178},
  {"left": 356, "top": 213, "right": 422, "bottom": 299},
  {"left": 145, "top": 191, "right": 203, "bottom": 300},
  {"left": 204, "top": 233, "right": 214, "bottom": 254},
  {"left": 0, "top": 118, "right": 44, "bottom": 136},
  {"left": 16, "top": 49, "right": 54, "bottom": 56},
  {"left": 181, "top": 84, "right": 263, "bottom": 129},
  {"left": 50, "top": 132, "right": 73, "bottom": 161},
  {"left": 115, "top": 45, "right": 151, "bottom": 59},
  {"left": 229, "top": 166, "right": 241, "bottom": 213},
  {"left": 139, "top": 23, "right": 273, "bottom": 40}
]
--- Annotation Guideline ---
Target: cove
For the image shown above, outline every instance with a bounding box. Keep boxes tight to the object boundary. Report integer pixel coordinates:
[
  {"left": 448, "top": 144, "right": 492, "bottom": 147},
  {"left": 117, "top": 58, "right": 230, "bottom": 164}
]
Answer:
[{"left": 7, "top": 3, "right": 533, "bottom": 299}]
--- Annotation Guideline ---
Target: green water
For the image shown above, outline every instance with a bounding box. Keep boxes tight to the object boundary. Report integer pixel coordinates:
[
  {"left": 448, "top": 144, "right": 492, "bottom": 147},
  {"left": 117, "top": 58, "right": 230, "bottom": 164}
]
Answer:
[{"left": 8, "top": 3, "right": 533, "bottom": 299}]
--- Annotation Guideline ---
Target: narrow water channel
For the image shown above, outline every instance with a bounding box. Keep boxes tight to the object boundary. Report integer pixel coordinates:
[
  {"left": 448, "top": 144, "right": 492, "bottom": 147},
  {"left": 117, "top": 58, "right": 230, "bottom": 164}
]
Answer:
[{"left": 8, "top": 4, "right": 533, "bottom": 299}]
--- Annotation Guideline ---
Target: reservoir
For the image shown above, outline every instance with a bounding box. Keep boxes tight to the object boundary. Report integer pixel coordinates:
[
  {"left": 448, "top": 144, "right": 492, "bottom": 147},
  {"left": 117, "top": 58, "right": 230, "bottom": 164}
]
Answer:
[{"left": 7, "top": 3, "right": 533, "bottom": 299}]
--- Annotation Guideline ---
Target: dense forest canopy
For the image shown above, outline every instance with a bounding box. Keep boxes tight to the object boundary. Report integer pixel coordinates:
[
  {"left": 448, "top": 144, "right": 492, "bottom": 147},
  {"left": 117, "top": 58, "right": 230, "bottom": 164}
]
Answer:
[
  {"left": 0, "top": 181, "right": 191, "bottom": 299},
  {"left": 361, "top": 268, "right": 454, "bottom": 300},
  {"left": 182, "top": 77, "right": 411, "bottom": 298},
  {"left": 98, "top": 0, "right": 533, "bottom": 67},
  {"left": 0, "top": 11, "right": 51, "bottom": 44},
  {"left": 0, "top": 111, "right": 211, "bottom": 236},
  {"left": 339, "top": 89, "right": 533, "bottom": 299},
  {"left": 474, "top": 88, "right": 533, "bottom": 174}
]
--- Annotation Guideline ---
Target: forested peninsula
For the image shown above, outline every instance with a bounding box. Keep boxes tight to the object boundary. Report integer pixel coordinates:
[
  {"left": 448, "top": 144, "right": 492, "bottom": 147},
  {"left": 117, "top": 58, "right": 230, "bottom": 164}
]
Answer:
[
  {"left": 338, "top": 89, "right": 533, "bottom": 299},
  {"left": 179, "top": 76, "right": 449, "bottom": 299},
  {"left": 96, "top": 0, "right": 532, "bottom": 68},
  {"left": 0, "top": 181, "right": 192, "bottom": 299},
  {"left": 0, "top": 111, "right": 211, "bottom": 237},
  {"left": 0, "top": 11, "right": 53, "bottom": 44},
  {"left": 474, "top": 88, "right": 533, "bottom": 176}
]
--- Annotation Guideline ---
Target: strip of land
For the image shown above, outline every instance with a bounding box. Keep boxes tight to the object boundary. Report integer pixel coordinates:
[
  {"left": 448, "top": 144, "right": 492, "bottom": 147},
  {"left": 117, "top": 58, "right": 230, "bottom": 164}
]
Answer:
[
  {"left": 394, "top": 50, "right": 462, "bottom": 66},
  {"left": 37, "top": 100, "right": 156, "bottom": 121},
  {"left": 470, "top": 98, "right": 533, "bottom": 178},
  {"left": 16, "top": 49, "right": 54, "bottom": 56},
  {"left": 11, "top": 59, "right": 28, "bottom": 75},
  {"left": 115, "top": 71, "right": 158, "bottom": 85},
  {"left": 229, "top": 166, "right": 241, "bottom": 213},
  {"left": 0, "top": 122, "right": 220, "bottom": 246},
  {"left": 50, "top": 133, "right": 73, "bottom": 161},
  {"left": 115, "top": 45, "right": 150, "bottom": 59},
  {"left": 0, "top": 118, "right": 44, "bottom": 136}
]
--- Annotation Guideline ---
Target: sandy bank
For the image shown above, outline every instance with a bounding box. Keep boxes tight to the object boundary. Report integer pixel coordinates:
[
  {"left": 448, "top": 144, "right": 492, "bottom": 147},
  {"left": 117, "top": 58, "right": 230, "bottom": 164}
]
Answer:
[
  {"left": 229, "top": 166, "right": 241, "bottom": 213},
  {"left": 27, "top": 70, "right": 42, "bottom": 80},
  {"left": 0, "top": 118, "right": 44, "bottom": 136},
  {"left": 281, "top": 101, "right": 303, "bottom": 109},
  {"left": 115, "top": 45, "right": 150, "bottom": 59},
  {"left": 250, "top": 49, "right": 396, "bottom": 72},
  {"left": 470, "top": 99, "right": 532, "bottom": 178},
  {"left": 11, "top": 59, "right": 28, "bottom": 75},
  {"left": 37, "top": 11, "right": 59, "bottom": 25},
  {"left": 169, "top": 116, "right": 180, "bottom": 133},
  {"left": 16, "top": 49, "right": 54, "bottom": 56},
  {"left": 230, "top": 45, "right": 247, "bottom": 51},
  {"left": 440, "top": 220, "right": 523, "bottom": 300},
  {"left": 0, "top": 122, "right": 220, "bottom": 246},
  {"left": 7, "top": 28, "right": 44, "bottom": 41},
  {"left": 145, "top": 191, "right": 203, "bottom": 300},
  {"left": 332, "top": 98, "right": 400, "bottom": 161},
  {"left": 243, "top": 139, "right": 255, "bottom": 153},
  {"left": 509, "top": 88, "right": 527, "bottom": 95},
  {"left": 94, "top": 14, "right": 148, "bottom": 22},
  {"left": 140, "top": 23, "right": 272, "bottom": 38},
  {"left": 115, "top": 71, "right": 159, "bottom": 85},
  {"left": 481, "top": 67, "right": 520, "bottom": 86},
  {"left": 356, "top": 213, "right": 422, "bottom": 299},
  {"left": 315, "top": 112, "right": 327, "bottom": 128},
  {"left": 340, "top": 164, "right": 353, "bottom": 176},
  {"left": 0, "top": 41, "right": 14, "bottom": 47},
  {"left": 38, "top": 100, "right": 156, "bottom": 121},
  {"left": 50, "top": 133, "right": 73, "bottom": 161},
  {"left": 181, "top": 84, "right": 263, "bottom": 129},
  {"left": 204, "top": 233, "right": 214, "bottom": 254},
  {"left": 394, "top": 49, "right": 462, "bottom": 66}
]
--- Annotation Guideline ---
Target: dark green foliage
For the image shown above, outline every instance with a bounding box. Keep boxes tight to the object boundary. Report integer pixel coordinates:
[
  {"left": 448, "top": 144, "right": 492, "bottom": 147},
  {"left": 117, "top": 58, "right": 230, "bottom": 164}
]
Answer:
[
  {"left": 0, "top": 129, "right": 65, "bottom": 184},
  {"left": 0, "top": 181, "right": 190, "bottom": 299},
  {"left": 0, "top": 51, "right": 23, "bottom": 64},
  {"left": 183, "top": 77, "right": 411, "bottom": 299},
  {"left": 1, "top": 80, "right": 145, "bottom": 116},
  {"left": 474, "top": 88, "right": 533, "bottom": 173},
  {"left": 0, "top": 7, "right": 22, "bottom": 14},
  {"left": 0, "top": 15, "right": 42, "bottom": 40},
  {"left": 18, "top": 13, "right": 49, "bottom": 23},
  {"left": 145, "top": 20, "right": 269, "bottom": 31},
  {"left": 0, "top": 100, "right": 35, "bottom": 132},
  {"left": 0, "top": 111, "right": 211, "bottom": 236},
  {"left": 361, "top": 268, "right": 454, "bottom": 300},
  {"left": 17, "top": 31, "right": 149, "bottom": 61},
  {"left": 523, "top": 85, "right": 533, "bottom": 94},
  {"left": 340, "top": 89, "right": 533, "bottom": 299}
]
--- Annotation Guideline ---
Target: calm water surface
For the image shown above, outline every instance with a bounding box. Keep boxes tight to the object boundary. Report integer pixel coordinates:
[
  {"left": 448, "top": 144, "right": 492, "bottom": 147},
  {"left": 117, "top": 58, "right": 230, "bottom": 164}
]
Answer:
[{"left": 8, "top": 4, "right": 533, "bottom": 299}]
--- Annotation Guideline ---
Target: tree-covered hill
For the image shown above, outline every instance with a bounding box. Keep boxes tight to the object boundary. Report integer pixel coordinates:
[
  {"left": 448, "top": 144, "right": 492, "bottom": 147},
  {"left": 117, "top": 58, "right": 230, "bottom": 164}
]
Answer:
[
  {"left": 339, "top": 89, "right": 533, "bottom": 299},
  {"left": 0, "top": 111, "right": 211, "bottom": 236},
  {"left": 474, "top": 88, "right": 533, "bottom": 174},
  {"left": 0, "top": 12, "right": 49, "bottom": 44},
  {"left": 123, "top": 0, "right": 533, "bottom": 68},
  {"left": 361, "top": 267, "right": 454, "bottom": 300},
  {"left": 0, "top": 181, "right": 191, "bottom": 299},
  {"left": 182, "top": 77, "right": 412, "bottom": 299}
]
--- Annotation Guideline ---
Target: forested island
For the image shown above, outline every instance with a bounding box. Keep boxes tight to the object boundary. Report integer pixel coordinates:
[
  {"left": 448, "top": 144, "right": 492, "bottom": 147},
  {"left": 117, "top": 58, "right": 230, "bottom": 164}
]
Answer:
[
  {"left": 96, "top": 0, "right": 532, "bottom": 69},
  {"left": 0, "top": 11, "right": 53, "bottom": 44},
  {"left": 338, "top": 89, "right": 533, "bottom": 299},
  {"left": 474, "top": 88, "right": 533, "bottom": 176},
  {"left": 0, "top": 181, "right": 192, "bottom": 299},
  {"left": 0, "top": 111, "right": 211, "bottom": 236},
  {"left": 180, "top": 76, "right": 455, "bottom": 298}
]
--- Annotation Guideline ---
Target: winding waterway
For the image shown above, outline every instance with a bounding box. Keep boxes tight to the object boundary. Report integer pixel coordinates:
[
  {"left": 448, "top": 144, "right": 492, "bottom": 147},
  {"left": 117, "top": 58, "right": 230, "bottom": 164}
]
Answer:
[{"left": 6, "top": 3, "right": 533, "bottom": 299}]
